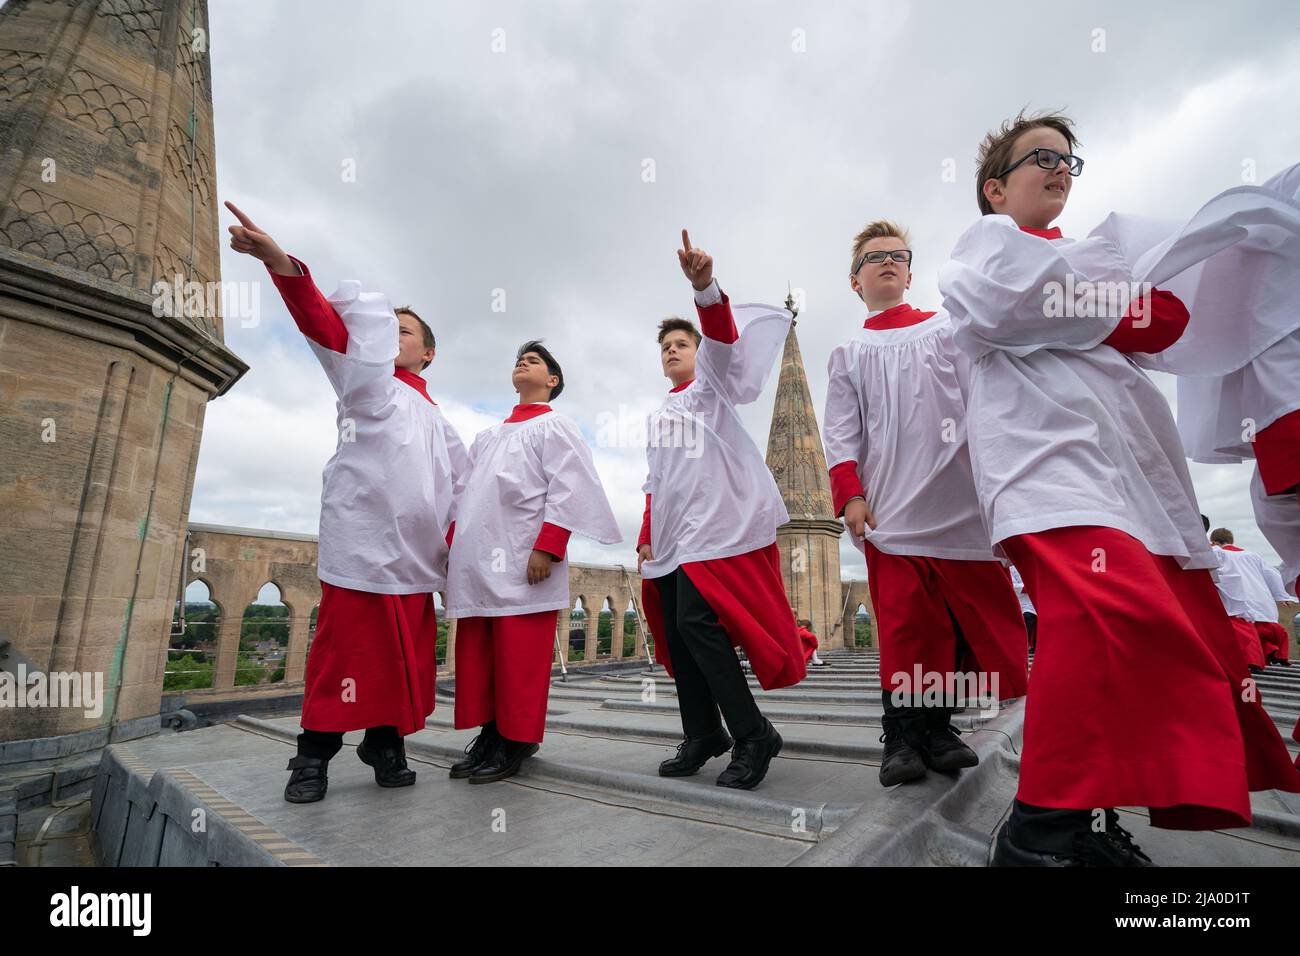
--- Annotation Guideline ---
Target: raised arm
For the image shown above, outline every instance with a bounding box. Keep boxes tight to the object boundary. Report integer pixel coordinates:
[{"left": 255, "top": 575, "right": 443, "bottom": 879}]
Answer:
[{"left": 225, "top": 200, "right": 348, "bottom": 353}]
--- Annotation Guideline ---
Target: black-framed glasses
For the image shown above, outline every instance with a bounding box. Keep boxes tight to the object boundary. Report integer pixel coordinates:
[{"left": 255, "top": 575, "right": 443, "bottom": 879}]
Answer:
[
  {"left": 996, "top": 147, "right": 1084, "bottom": 179},
  {"left": 853, "top": 249, "right": 913, "bottom": 274}
]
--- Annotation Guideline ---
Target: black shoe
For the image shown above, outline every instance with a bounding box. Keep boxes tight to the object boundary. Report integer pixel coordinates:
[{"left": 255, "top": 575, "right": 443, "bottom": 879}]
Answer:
[
  {"left": 357, "top": 737, "right": 417, "bottom": 788},
  {"left": 284, "top": 755, "right": 329, "bottom": 804},
  {"left": 878, "top": 708, "right": 928, "bottom": 787},
  {"left": 992, "top": 805, "right": 1155, "bottom": 867},
  {"left": 468, "top": 737, "right": 539, "bottom": 784},
  {"left": 450, "top": 722, "right": 501, "bottom": 779},
  {"left": 658, "top": 727, "right": 734, "bottom": 777},
  {"left": 921, "top": 707, "right": 979, "bottom": 772},
  {"left": 716, "top": 719, "right": 782, "bottom": 790}
]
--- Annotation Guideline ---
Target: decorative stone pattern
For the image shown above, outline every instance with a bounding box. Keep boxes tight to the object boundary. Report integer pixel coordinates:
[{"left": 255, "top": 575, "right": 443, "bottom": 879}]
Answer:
[
  {"left": 55, "top": 67, "right": 150, "bottom": 147},
  {"left": 95, "top": 0, "right": 162, "bottom": 48},
  {"left": 165, "top": 121, "right": 213, "bottom": 208},
  {"left": 0, "top": 187, "right": 135, "bottom": 282},
  {"left": 0, "top": 1, "right": 243, "bottom": 801},
  {"left": 0, "top": 48, "right": 44, "bottom": 103}
]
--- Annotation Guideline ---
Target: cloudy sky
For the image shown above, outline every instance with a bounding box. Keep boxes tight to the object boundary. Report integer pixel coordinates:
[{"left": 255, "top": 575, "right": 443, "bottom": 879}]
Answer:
[{"left": 190, "top": 0, "right": 1300, "bottom": 585}]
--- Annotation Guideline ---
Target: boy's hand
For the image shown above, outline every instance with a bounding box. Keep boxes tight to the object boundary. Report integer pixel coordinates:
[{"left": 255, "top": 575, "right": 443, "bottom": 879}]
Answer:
[
  {"left": 677, "top": 229, "right": 714, "bottom": 291},
  {"left": 844, "top": 497, "right": 877, "bottom": 537},
  {"left": 526, "top": 549, "right": 555, "bottom": 585},
  {"left": 636, "top": 543, "right": 654, "bottom": 574},
  {"left": 225, "top": 200, "right": 296, "bottom": 275}
]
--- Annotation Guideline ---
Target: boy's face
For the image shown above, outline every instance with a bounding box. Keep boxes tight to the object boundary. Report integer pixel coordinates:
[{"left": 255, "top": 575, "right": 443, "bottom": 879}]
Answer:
[
  {"left": 512, "top": 350, "right": 558, "bottom": 399},
  {"left": 660, "top": 330, "right": 698, "bottom": 384},
  {"left": 985, "top": 126, "right": 1073, "bottom": 228},
  {"left": 396, "top": 312, "right": 434, "bottom": 372},
  {"left": 849, "top": 236, "right": 912, "bottom": 309}
]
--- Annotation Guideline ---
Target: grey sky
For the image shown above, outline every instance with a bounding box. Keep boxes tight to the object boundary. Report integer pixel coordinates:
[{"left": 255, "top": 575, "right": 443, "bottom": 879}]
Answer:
[{"left": 191, "top": 0, "right": 1300, "bottom": 579}]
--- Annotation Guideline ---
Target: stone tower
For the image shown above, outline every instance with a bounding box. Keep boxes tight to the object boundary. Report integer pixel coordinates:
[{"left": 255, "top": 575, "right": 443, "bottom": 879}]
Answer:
[
  {"left": 0, "top": 0, "right": 245, "bottom": 797},
  {"left": 765, "top": 300, "right": 846, "bottom": 647}
]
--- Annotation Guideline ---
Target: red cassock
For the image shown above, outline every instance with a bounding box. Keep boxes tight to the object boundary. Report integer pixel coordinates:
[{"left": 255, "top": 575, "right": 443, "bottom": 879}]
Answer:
[
  {"left": 1229, "top": 617, "right": 1267, "bottom": 671},
  {"left": 864, "top": 544, "right": 1029, "bottom": 701},
  {"left": 303, "top": 583, "right": 438, "bottom": 737},
  {"left": 271, "top": 258, "right": 443, "bottom": 738},
  {"left": 796, "top": 626, "right": 819, "bottom": 663},
  {"left": 1004, "top": 525, "right": 1300, "bottom": 830},
  {"left": 640, "top": 541, "right": 806, "bottom": 691},
  {"left": 454, "top": 609, "right": 560, "bottom": 744},
  {"left": 1255, "top": 621, "right": 1290, "bottom": 663}
]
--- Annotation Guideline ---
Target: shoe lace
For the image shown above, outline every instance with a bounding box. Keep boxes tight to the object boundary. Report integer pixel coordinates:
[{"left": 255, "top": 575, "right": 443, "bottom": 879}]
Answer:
[{"left": 1102, "top": 818, "right": 1150, "bottom": 863}]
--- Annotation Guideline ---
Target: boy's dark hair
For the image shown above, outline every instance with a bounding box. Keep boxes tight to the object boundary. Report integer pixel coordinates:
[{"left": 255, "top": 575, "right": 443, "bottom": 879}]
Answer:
[
  {"left": 517, "top": 339, "right": 564, "bottom": 400},
  {"left": 396, "top": 305, "right": 435, "bottom": 370},
  {"left": 976, "top": 108, "right": 1079, "bottom": 216},
  {"left": 657, "top": 316, "right": 701, "bottom": 347},
  {"left": 1210, "top": 527, "right": 1234, "bottom": 545}
]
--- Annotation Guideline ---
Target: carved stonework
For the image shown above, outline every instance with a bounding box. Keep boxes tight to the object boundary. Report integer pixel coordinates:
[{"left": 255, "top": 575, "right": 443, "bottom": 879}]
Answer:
[
  {"left": 174, "top": 25, "right": 210, "bottom": 98},
  {"left": 0, "top": 0, "right": 245, "bottom": 793},
  {"left": 0, "top": 48, "right": 45, "bottom": 102},
  {"left": 0, "top": 187, "right": 135, "bottom": 282},
  {"left": 766, "top": 323, "right": 835, "bottom": 518},
  {"left": 165, "top": 121, "right": 213, "bottom": 207},
  {"left": 96, "top": 0, "right": 163, "bottom": 49},
  {"left": 56, "top": 67, "right": 151, "bottom": 147},
  {"left": 154, "top": 239, "right": 219, "bottom": 335}
]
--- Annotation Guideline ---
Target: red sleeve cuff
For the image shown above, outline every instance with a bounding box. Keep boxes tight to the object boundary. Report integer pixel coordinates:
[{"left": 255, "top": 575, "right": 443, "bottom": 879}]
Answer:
[
  {"left": 637, "top": 494, "right": 652, "bottom": 550},
  {"left": 1256, "top": 409, "right": 1300, "bottom": 495},
  {"left": 269, "top": 255, "right": 350, "bottom": 353},
  {"left": 445, "top": 520, "right": 455, "bottom": 548},
  {"left": 1102, "top": 288, "right": 1189, "bottom": 354},
  {"left": 696, "top": 290, "right": 738, "bottom": 344},
  {"left": 829, "top": 461, "right": 865, "bottom": 517},
  {"left": 534, "top": 521, "right": 571, "bottom": 560}
]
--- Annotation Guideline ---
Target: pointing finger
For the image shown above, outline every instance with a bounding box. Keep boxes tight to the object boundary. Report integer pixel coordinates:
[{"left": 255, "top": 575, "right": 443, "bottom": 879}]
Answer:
[{"left": 224, "top": 200, "right": 260, "bottom": 232}]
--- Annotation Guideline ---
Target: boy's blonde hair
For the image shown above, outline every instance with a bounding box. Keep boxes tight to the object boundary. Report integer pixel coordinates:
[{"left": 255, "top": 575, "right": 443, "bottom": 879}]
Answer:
[
  {"left": 976, "top": 109, "right": 1078, "bottom": 215},
  {"left": 849, "top": 220, "right": 911, "bottom": 274}
]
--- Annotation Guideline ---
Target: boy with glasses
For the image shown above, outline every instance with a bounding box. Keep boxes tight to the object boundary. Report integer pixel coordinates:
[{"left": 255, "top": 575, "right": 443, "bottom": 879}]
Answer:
[
  {"left": 938, "top": 111, "right": 1300, "bottom": 865},
  {"left": 823, "top": 220, "right": 1028, "bottom": 790}
]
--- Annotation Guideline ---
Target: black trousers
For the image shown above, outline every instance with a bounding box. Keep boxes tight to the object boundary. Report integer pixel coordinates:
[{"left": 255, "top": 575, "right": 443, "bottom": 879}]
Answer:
[
  {"left": 296, "top": 725, "right": 400, "bottom": 761},
  {"left": 654, "top": 567, "right": 763, "bottom": 741},
  {"left": 1024, "top": 612, "right": 1038, "bottom": 653}
]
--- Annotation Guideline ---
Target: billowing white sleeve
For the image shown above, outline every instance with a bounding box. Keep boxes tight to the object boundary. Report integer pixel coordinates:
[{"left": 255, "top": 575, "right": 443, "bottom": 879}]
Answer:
[
  {"left": 1262, "top": 560, "right": 1293, "bottom": 603},
  {"left": 1095, "top": 162, "right": 1300, "bottom": 376},
  {"left": 939, "top": 215, "right": 1127, "bottom": 359},
  {"left": 696, "top": 303, "right": 793, "bottom": 406},
  {"left": 823, "top": 345, "right": 864, "bottom": 471},
  {"left": 1252, "top": 468, "right": 1300, "bottom": 599},
  {"left": 444, "top": 425, "right": 478, "bottom": 529},
  {"left": 540, "top": 417, "right": 623, "bottom": 544},
  {"left": 308, "top": 281, "right": 401, "bottom": 407}
]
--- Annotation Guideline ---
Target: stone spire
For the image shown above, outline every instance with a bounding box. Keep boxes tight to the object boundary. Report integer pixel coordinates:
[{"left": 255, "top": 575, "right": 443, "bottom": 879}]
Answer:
[
  {"left": 766, "top": 298, "right": 834, "bottom": 519},
  {"left": 0, "top": 0, "right": 244, "bottom": 793},
  {"left": 765, "top": 293, "right": 846, "bottom": 646}
]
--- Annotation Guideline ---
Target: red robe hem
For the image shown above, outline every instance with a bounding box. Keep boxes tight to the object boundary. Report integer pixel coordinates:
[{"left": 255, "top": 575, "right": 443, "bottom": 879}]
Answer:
[
  {"left": 641, "top": 543, "right": 806, "bottom": 690},
  {"left": 301, "top": 581, "right": 438, "bottom": 738}
]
